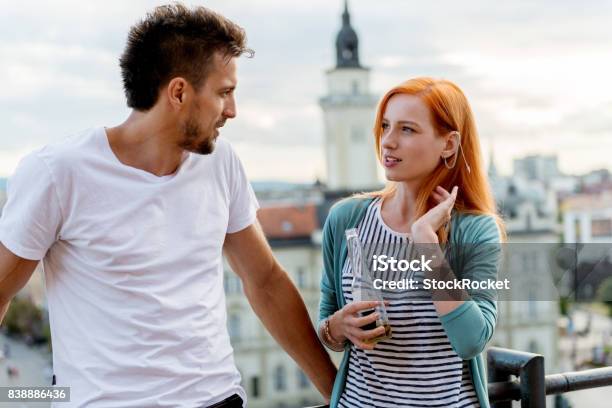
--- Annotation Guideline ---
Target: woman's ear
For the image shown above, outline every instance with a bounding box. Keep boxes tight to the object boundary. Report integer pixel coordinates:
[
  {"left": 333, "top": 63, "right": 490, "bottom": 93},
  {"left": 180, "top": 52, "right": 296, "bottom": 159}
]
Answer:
[{"left": 440, "top": 131, "right": 460, "bottom": 159}]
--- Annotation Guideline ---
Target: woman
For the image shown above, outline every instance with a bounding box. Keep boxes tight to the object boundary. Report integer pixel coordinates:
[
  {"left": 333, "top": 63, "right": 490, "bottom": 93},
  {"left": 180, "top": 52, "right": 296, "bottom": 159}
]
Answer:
[{"left": 318, "top": 77, "right": 505, "bottom": 408}]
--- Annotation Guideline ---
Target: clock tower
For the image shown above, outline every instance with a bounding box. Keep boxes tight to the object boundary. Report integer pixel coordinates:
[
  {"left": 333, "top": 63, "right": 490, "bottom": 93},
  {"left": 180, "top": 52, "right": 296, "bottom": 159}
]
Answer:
[{"left": 319, "top": 0, "right": 380, "bottom": 191}]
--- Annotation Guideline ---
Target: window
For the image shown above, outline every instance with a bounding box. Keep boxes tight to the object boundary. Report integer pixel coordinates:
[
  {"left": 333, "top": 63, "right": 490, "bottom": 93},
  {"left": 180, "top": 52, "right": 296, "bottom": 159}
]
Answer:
[
  {"left": 297, "top": 267, "right": 306, "bottom": 289},
  {"left": 251, "top": 376, "right": 260, "bottom": 398},
  {"left": 297, "top": 369, "right": 309, "bottom": 389},
  {"left": 528, "top": 340, "right": 540, "bottom": 354},
  {"left": 352, "top": 80, "right": 359, "bottom": 95},
  {"left": 281, "top": 221, "right": 293, "bottom": 232},
  {"left": 228, "top": 314, "right": 241, "bottom": 340},
  {"left": 225, "top": 274, "right": 242, "bottom": 295},
  {"left": 525, "top": 213, "right": 532, "bottom": 230},
  {"left": 574, "top": 218, "right": 581, "bottom": 241},
  {"left": 223, "top": 273, "right": 230, "bottom": 292},
  {"left": 236, "top": 276, "right": 243, "bottom": 293},
  {"left": 592, "top": 219, "right": 612, "bottom": 238},
  {"left": 274, "top": 365, "right": 286, "bottom": 391},
  {"left": 528, "top": 291, "right": 537, "bottom": 319}
]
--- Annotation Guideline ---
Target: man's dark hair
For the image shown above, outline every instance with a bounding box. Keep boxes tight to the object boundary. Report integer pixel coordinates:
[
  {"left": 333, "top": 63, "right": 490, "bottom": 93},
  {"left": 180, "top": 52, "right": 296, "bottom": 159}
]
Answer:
[{"left": 119, "top": 3, "right": 253, "bottom": 111}]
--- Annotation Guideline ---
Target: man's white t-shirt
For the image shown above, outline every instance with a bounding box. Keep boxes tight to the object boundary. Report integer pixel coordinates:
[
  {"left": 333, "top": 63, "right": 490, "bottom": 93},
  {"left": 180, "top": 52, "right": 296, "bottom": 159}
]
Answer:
[{"left": 0, "top": 127, "right": 259, "bottom": 407}]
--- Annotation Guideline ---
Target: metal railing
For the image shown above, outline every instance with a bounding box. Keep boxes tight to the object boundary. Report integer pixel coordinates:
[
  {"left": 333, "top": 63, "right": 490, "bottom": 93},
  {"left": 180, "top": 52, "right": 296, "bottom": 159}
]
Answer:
[
  {"left": 488, "top": 347, "right": 612, "bottom": 407},
  {"left": 306, "top": 346, "right": 612, "bottom": 408}
]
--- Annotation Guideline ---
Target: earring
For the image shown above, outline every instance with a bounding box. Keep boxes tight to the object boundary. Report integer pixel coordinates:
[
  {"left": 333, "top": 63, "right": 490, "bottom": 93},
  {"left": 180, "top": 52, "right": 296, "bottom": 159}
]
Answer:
[
  {"left": 456, "top": 136, "right": 471, "bottom": 174},
  {"left": 443, "top": 131, "right": 471, "bottom": 173},
  {"left": 443, "top": 154, "right": 458, "bottom": 169}
]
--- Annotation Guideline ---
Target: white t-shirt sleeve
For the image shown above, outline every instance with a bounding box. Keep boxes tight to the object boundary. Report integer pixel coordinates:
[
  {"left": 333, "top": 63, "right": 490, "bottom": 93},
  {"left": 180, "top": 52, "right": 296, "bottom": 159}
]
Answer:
[
  {"left": 0, "top": 152, "right": 64, "bottom": 260},
  {"left": 225, "top": 144, "right": 259, "bottom": 234}
]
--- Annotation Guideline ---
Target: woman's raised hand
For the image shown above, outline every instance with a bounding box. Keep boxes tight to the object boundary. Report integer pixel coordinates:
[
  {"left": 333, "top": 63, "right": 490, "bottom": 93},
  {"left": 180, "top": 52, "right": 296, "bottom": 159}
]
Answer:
[
  {"left": 411, "top": 185, "right": 458, "bottom": 243},
  {"left": 328, "top": 300, "right": 388, "bottom": 350}
]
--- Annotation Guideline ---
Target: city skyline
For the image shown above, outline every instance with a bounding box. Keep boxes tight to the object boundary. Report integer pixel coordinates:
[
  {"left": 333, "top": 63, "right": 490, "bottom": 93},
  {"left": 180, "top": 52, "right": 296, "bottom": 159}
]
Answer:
[{"left": 1, "top": 0, "right": 611, "bottom": 182}]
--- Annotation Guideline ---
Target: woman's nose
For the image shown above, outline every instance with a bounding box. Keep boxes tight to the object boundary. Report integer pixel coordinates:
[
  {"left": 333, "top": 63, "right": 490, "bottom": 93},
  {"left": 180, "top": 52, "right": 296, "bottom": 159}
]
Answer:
[{"left": 381, "top": 131, "right": 397, "bottom": 149}]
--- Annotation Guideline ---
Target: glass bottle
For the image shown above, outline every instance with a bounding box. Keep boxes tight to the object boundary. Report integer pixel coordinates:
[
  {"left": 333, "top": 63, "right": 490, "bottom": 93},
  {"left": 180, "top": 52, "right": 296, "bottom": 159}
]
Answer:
[{"left": 346, "top": 228, "right": 392, "bottom": 343}]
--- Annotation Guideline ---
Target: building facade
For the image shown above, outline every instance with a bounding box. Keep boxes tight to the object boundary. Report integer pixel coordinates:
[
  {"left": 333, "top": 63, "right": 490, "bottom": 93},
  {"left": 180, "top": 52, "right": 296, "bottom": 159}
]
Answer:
[
  {"left": 489, "top": 163, "right": 561, "bottom": 373},
  {"left": 225, "top": 204, "right": 330, "bottom": 408},
  {"left": 562, "top": 192, "right": 612, "bottom": 243}
]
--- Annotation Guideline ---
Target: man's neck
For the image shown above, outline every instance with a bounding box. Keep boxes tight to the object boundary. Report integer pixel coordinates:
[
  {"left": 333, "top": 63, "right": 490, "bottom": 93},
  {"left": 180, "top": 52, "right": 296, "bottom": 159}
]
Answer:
[{"left": 105, "top": 110, "right": 184, "bottom": 177}]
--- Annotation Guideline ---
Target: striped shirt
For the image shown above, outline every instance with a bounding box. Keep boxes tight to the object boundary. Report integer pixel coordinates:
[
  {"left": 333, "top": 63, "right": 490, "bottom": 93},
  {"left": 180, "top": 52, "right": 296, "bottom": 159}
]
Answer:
[{"left": 337, "top": 197, "right": 479, "bottom": 408}]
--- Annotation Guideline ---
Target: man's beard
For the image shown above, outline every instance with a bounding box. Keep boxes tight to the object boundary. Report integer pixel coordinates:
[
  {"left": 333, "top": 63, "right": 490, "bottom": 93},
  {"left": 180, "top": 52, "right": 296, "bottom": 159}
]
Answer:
[{"left": 178, "top": 115, "right": 215, "bottom": 155}]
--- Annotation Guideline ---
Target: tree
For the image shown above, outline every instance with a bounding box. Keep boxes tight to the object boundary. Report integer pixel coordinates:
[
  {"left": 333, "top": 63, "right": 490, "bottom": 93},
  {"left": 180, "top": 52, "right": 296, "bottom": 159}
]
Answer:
[{"left": 2, "top": 296, "right": 48, "bottom": 344}]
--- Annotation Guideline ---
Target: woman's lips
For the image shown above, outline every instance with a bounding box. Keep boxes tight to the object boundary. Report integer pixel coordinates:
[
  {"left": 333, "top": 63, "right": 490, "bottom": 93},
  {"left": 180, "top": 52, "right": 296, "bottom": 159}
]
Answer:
[{"left": 384, "top": 155, "right": 402, "bottom": 168}]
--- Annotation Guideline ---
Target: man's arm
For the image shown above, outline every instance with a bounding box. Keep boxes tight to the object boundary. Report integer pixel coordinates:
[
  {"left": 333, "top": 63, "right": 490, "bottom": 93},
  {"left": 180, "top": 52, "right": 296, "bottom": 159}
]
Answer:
[
  {"left": 0, "top": 242, "right": 39, "bottom": 323},
  {"left": 223, "top": 222, "right": 337, "bottom": 401}
]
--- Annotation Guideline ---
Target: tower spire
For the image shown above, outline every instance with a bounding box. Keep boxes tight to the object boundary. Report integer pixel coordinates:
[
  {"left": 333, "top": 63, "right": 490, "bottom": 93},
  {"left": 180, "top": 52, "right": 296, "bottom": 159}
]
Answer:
[
  {"left": 343, "top": 0, "right": 349, "bottom": 22},
  {"left": 335, "top": 0, "right": 361, "bottom": 68}
]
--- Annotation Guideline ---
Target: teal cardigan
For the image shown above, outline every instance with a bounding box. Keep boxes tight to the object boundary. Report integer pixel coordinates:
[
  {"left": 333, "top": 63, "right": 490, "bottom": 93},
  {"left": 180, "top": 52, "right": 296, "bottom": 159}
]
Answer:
[{"left": 318, "top": 197, "right": 502, "bottom": 408}]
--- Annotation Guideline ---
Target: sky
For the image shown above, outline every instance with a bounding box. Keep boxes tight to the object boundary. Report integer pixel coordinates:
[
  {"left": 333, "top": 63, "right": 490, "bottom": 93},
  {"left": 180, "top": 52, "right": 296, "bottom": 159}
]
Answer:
[{"left": 1, "top": 0, "right": 611, "bottom": 182}]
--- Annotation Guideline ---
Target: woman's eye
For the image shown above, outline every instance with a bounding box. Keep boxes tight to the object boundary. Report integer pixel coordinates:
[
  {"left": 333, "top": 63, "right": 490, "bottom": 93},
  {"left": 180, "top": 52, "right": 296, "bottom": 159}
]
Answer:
[
  {"left": 402, "top": 126, "right": 413, "bottom": 133},
  {"left": 381, "top": 123, "right": 389, "bottom": 130}
]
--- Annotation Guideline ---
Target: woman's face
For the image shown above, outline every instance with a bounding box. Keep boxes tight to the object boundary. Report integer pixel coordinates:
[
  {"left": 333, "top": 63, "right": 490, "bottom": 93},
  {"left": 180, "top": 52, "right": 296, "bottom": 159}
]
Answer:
[{"left": 380, "top": 93, "right": 448, "bottom": 185}]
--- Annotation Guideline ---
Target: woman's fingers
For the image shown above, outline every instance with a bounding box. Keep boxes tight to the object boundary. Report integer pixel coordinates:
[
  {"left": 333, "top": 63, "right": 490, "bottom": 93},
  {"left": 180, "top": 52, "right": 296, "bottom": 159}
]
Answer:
[
  {"left": 418, "top": 186, "right": 458, "bottom": 232},
  {"left": 348, "top": 325, "right": 387, "bottom": 350},
  {"left": 347, "top": 300, "right": 385, "bottom": 315},
  {"left": 360, "top": 325, "right": 387, "bottom": 340},
  {"left": 341, "top": 301, "right": 391, "bottom": 349},
  {"left": 441, "top": 186, "right": 458, "bottom": 210},
  {"left": 433, "top": 186, "right": 455, "bottom": 205},
  {"left": 348, "top": 335, "right": 376, "bottom": 350},
  {"left": 432, "top": 186, "right": 457, "bottom": 211},
  {"left": 435, "top": 185, "right": 450, "bottom": 198},
  {"left": 348, "top": 320, "right": 386, "bottom": 340},
  {"left": 353, "top": 311, "right": 380, "bottom": 327},
  {"left": 445, "top": 186, "right": 458, "bottom": 212}
]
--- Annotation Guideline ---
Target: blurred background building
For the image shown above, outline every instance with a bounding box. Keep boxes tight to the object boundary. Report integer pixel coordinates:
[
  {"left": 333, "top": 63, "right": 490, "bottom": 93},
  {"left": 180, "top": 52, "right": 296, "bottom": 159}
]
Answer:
[{"left": 2, "top": 1, "right": 612, "bottom": 407}]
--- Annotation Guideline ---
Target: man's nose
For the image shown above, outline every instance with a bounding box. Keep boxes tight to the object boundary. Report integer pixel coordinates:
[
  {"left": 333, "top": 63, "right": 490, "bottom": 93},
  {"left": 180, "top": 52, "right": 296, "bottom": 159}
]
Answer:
[{"left": 223, "top": 96, "right": 236, "bottom": 119}]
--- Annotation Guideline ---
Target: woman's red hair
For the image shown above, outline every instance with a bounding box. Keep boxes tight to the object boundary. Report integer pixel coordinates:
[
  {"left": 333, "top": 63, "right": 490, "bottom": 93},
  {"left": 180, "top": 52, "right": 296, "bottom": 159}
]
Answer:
[{"left": 367, "top": 77, "right": 505, "bottom": 242}]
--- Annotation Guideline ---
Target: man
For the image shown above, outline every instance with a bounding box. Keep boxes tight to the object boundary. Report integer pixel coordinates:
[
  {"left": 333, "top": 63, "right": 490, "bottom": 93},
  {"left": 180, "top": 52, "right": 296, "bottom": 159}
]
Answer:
[{"left": 0, "top": 4, "right": 336, "bottom": 407}]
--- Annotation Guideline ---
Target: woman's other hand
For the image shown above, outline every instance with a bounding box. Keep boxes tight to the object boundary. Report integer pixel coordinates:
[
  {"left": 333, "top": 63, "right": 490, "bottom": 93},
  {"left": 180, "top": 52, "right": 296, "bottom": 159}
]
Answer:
[
  {"left": 411, "top": 185, "right": 458, "bottom": 243},
  {"left": 328, "top": 301, "right": 388, "bottom": 350}
]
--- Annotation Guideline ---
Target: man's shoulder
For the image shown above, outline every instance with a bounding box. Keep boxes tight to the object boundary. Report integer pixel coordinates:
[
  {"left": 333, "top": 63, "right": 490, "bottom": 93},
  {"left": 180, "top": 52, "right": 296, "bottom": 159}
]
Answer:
[
  {"left": 34, "top": 127, "right": 101, "bottom": 166},
  {"left": 214, "top": 137, "right": 232, "bottom": 152},
  {"left": 15, "top": 128, "right": 101, "bottom": 178}
]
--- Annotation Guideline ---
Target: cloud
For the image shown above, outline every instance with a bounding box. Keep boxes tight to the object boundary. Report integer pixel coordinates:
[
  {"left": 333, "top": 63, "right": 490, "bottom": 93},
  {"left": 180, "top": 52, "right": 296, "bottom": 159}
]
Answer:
[
  {"left": 0, "top": 0, "right": 611, "bottom": 181},
  {"left": 232, "top": 141, "right": 325, "bottom": 182}
]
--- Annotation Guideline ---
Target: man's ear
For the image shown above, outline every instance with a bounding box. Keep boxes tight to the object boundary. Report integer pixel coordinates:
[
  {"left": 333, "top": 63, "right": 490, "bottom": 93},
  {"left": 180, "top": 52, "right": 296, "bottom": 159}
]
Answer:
[
  {"left": 441, "top": 131, "right": 460, "bottom": 159},
  {"left": 166, "top": 77, "right": 189, "bottom": 110}
]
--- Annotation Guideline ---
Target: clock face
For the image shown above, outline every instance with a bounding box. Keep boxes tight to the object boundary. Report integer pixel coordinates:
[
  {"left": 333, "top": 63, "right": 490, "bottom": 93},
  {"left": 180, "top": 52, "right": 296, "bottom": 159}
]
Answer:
[{"left": 342, "top": 49, "right": 353, "bottom": 59}]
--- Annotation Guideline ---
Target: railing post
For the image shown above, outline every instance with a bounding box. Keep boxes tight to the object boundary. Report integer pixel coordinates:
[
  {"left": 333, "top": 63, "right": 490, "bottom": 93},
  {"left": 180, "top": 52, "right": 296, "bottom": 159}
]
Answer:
[
  {"left": 488, "top": 347, "right": 546, "bottom": 407},
  {"left": 519, "top": 354, "right": 546, "bottom": 408},
  {"left": 488, "top": 348, "right": 512, "bottom": 408}
]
